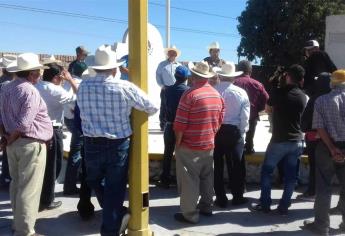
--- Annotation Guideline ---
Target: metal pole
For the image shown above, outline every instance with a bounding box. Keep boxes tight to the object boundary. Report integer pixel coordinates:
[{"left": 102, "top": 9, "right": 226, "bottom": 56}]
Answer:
[
  {"left": 128, "top": 0, "right": 152, "bottom": 235},
  {"left": 166, "top": 0, "right": 170, "bottom": 48}
]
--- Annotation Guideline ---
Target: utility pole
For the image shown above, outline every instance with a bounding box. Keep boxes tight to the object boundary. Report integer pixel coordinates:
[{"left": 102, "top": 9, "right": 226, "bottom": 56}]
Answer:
[
  {"left": 128, "top": 0, "right": 152, "bottom": 235},
  {"left": 166, "top": 0, "right": 170, "bottom": 47}
]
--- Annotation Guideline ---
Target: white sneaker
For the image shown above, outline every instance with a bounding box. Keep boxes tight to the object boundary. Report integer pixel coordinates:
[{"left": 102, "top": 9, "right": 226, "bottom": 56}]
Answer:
[{"left": 119, "top": 213, "right": 130, "bottom": 235}]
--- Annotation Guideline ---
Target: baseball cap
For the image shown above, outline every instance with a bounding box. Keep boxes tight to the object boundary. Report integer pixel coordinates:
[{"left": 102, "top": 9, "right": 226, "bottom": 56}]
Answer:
[
  {"left": 71, "top": 61, "right": 88, "bottom": 77},
  {"left": 304, "top": 40, "right": 319, "bottom": 49},
  {"left": 76, "top": 46, "right": 89, "bottom": 55},
  {"left": 175, "top": 65, "right": 191, "bottom": 80}
]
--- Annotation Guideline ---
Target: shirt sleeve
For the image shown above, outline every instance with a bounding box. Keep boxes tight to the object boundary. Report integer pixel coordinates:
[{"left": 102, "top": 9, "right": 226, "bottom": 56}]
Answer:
[
  {"left": 312, "top": 98, "right": 324, "bottom": 129},
  {"left": 257, "top": 85, "right": 269, "bottom": 112},
  {"left": 16, "top": 90, "right": 40, "bottom": 133},
  {"left": 240, "top": 93, "right": 250, "bottom": 134},
  {"left": 156, "top": 62, "right": 164, "bottom": 88},
  {"left": 55, "top": 86, "right": 76, "bottom": 105},
  {"left": 174, "top": 91, "right": 191, "bottom": 132},
  {"left": 127, "top": 83, "right": 158, "bottom": 115}
]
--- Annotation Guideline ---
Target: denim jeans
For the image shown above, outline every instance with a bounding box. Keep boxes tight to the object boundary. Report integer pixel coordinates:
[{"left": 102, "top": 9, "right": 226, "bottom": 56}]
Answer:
[
  {"left": 64, "top": 118, "right": 82, "bottom": 192},
  {"left": 160, "top": 123, "right": 175, "bottom": 184},
  {"left": 84, "top": 136, "right": 130, "bottom": 236},
  {"left": 260, "top": 141, "right": 303, "bottom": 210}
]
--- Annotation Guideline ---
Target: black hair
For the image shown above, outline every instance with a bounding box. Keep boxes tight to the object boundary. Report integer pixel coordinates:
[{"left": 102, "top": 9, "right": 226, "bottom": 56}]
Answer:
[
  {"left": 286, "top": 64, "right": 305, "bottom": 84},
  {"left": 43, "top": 64, "right": 62, "bottom": 82},
  {"left": 16, "top": 70, "right": 31, "bottom": 78},
  {"left": 237, "top": 60, "right": 252, "bottom": 75}
]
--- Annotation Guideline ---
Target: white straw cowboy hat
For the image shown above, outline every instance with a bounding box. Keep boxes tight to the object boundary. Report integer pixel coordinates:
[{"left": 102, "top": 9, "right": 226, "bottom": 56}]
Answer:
[
  {"left": 188, "top": 61, "right": 215, "bottom": 79},
  {"left": 217, "top": 62, "right": 243, "bottom": 78},
  {"left": 207, "top": 41, "right": 220, "bottom": 51},
  {"left": 6, "top": 53, "right": 48, "bottom": 73},
  {"left": 164, "top": 45, "right": 181, "bottom": 58},
  {"left": 41, "top": 55, "right": 62, "bottom": 65},
  {"left": 86, "top": 44, "right": 124, "bottom": 70},
  {"left": 0, "top": 54, "right": 17, "bottom": 68}
]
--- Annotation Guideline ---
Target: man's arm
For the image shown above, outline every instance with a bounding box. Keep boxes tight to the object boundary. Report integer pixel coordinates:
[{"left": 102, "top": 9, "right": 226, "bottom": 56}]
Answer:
[
  {"left": 175, "top": 131, "right": 183, "bottom": 147},
  {"left": 16, "top": 90, "right": 41, "bottom": 136},
  {"left": 127, "top": 83, "right": 158, "bottom": 115},
  {"left": 257, "top": 85, "right": 269, "bottom": 112},
  {"left": 317, "top": 128, "right": 343, "bottom": 162},
  {"left": 173, "top": 92, "right": 191, "bottom": 147},
  {"left": 61, "top": 70, "right": 78, "bottom": 94},
  {"left": 240, "top": 95, "right": 250, "bottom": 134},
  {"left": 313, "top": 99, "right": 343, "bottom": 162},
  {"left": 156, "top": 62, "right": 164, "bottom": 88}
]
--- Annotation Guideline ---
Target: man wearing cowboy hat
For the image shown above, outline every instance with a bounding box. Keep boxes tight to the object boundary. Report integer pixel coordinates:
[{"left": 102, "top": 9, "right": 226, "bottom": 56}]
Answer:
[
  {"left": 249, "top": 64, "right": 306, "bottom": 215},
  {"left": 0, "top": 54, "right": 17, "bottom": 188},
  {"left": 203, "top": 41, "right": 226, "bottom": 70},
  {"left": 0, "top": 54, "right": 17, "bottom": 84},
  {"left": 303, "top": 70, "right": 345, "bottom": 235},
  {"left": 173, "top": 61, "right": 224, "bottom": 224},
  {"left": 77, "top": 45, "right": 158, "bottom": 235},
  {"left": 303, "top": 40, "right": 337, "bottom": 96},
  {"left": 0, "top": 52, "right": 53, "bottom": 236},
  {"left": 213, "top": 62, "right": 250, "bottom": 208},
  {"left": 156, "top": 45, "right": 181, "bottom": 130},
  {"left": 68, "top": 45, "right": 89, "bottom": 77}
]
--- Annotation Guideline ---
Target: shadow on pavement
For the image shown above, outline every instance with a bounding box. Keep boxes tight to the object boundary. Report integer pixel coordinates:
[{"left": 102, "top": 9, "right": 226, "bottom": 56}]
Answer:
[
  {"left": 36, "top": 210, "right": 102, "bottom": 236},
  {"left": 149, "top": 204, "right": 314, "bottom": 231}
]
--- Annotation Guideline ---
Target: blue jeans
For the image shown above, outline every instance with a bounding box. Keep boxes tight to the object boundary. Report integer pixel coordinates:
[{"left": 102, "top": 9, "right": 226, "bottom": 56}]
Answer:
[
  {"left": 260, "top": 141, "right": 303, "bottom": 210},
  {"left": 64, "top": 118, "right": 82, "bottom": 192},
  {"left": 84, "top": 136, "right": 130, "bottom": 236}
]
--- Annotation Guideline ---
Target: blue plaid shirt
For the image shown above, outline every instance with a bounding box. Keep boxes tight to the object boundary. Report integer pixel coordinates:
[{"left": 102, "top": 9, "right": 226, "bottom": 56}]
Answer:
[
  {"left": 313, "top": 86, "right": 345, "bottom": 142},
  {"left": 77, "top": 73, "right": 158, "bottom": 139}
]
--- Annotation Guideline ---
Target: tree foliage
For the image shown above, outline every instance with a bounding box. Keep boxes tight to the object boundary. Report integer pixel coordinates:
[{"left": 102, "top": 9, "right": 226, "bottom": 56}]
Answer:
[{"left": 237, "top": 0, "right": 345, "bottom": 66}]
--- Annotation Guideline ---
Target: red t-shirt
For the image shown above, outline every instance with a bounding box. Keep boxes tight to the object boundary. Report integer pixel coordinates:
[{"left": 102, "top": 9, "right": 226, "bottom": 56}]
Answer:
[{"left": 174, "top": 81, "right": 224, "bottom": 150}]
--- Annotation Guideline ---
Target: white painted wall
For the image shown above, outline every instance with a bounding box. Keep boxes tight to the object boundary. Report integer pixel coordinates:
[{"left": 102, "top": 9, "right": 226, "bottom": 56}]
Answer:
[
  {"left": 114, "top": 23, "right": 165, "bottom": 130},
  {"left": 325, "top": 15, "right": 345, "bottom": 69}
]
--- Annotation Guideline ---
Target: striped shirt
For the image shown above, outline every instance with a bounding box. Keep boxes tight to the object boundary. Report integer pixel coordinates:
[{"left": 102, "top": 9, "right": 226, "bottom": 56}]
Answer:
[
  {"left": 174, "top": 81, "right": 224, "bottom": 150},
  {"left": 0, "top": 78, "right": 53, "bottom": 141},
  {"left": 77, "top": 73, "right": 158, "bottom": 139}
]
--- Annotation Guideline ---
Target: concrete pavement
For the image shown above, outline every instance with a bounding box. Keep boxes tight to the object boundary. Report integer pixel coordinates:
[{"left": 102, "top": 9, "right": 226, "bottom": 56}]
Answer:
[{"left": 0, "top": 183, "right": 344, "bottom": 235}]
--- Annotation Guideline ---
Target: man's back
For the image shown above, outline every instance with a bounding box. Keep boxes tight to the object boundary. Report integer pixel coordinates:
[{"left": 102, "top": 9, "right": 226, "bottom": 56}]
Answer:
[
  {"left": 215, "top": 82, "right": 250, "bottom": 133},
  {"left": 313, "top": 87, "right": 345, "bottom": 142},
  {"left": 234, "top": 75, "right": 268, "bottom": 120},
  {"left": 269, "top": 85, "right": 307, "bottom": 142},
  {"left": 1, "top": 78, "right": 53, "bottom": 141},
  {"left": 174, "top": 82, "right": 224, "bottom": 150},
  {"left": 77, "top": 74, "right": 157, "bottom": 139},
  {"left": 165, "top": 83, "right": 188, "bottom": 123},
  {"left": 304, "top": 50, "right": 337, "bottom": 93}
]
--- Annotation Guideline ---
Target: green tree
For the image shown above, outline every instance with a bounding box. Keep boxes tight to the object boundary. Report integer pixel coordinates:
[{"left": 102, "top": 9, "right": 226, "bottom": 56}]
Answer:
[{"left": 237, "top": 0, "right": 345, "bottom": 66}]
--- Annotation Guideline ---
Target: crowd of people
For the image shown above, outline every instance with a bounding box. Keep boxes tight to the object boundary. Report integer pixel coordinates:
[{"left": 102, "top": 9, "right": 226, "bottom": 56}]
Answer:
[{"left": 0, "top": 39, "right": 343, "bottom": 236}]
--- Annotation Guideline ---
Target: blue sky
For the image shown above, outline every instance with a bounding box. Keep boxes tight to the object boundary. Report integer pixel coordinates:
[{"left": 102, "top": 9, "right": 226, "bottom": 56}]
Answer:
[{"left": 0, "top": 0, "right": 247, "bottom": 62}]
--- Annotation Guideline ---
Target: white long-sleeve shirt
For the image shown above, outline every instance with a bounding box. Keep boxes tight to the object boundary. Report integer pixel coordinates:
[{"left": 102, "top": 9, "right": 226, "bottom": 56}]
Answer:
[
  {"left": 156, "top": 60, "right": 180, "bottom": 87},
  {"left": 215, "top": 81, "right": 250, "bottom": 135}
]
